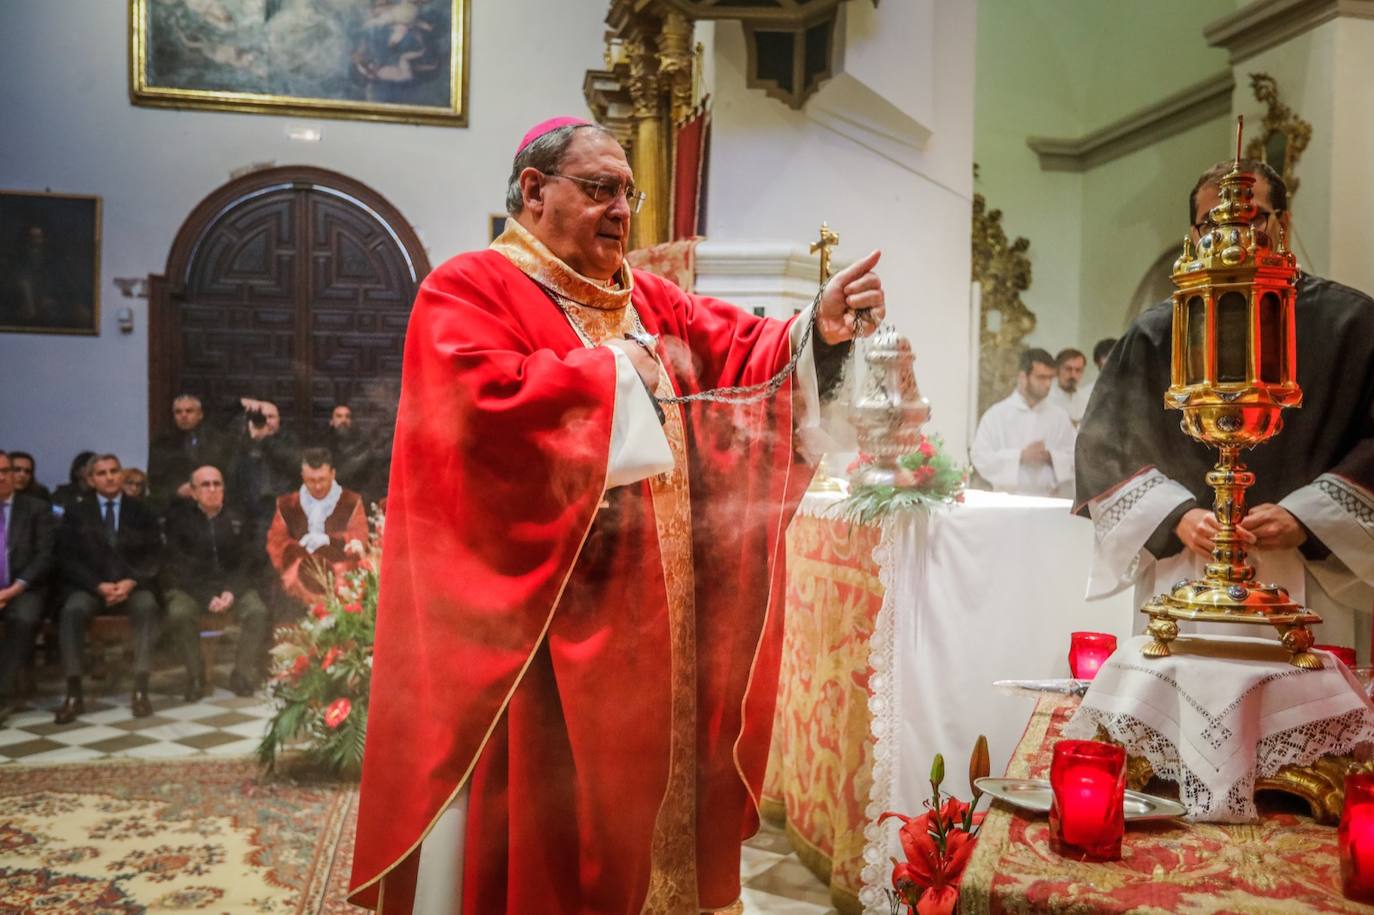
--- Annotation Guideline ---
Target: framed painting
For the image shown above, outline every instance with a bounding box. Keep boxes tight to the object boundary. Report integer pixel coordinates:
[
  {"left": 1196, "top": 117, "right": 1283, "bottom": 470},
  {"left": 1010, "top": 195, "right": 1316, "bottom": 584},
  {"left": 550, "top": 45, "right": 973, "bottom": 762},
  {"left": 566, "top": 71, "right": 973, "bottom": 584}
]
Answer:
[
  {"left": 0, "top": 191, "right": 101, "bottom": 336},
  {"left": 130, "top": 0, "right": 469, "bottom": 127}
]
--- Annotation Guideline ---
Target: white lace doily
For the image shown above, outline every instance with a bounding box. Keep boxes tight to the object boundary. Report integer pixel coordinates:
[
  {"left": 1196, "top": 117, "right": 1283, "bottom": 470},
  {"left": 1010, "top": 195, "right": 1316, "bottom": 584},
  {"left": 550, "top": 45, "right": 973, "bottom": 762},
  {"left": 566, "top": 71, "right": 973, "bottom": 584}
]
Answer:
[{"left": 1064, "top": 634, "right": 1374, "bottom": 822}]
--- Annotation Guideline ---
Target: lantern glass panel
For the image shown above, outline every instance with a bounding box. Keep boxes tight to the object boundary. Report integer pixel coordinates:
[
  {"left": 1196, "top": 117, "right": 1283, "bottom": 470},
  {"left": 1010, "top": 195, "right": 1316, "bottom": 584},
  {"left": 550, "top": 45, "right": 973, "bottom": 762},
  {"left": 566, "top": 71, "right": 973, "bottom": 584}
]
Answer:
[
  {"left": 1217, "top": 291, "right": 1248, "bottom": 383},
  {"left": 1185, "top": 295, "right": 1207, "bottom": 384},
  {"left": 1259, "top": 292, "right": 1282, "bottom": 383}
]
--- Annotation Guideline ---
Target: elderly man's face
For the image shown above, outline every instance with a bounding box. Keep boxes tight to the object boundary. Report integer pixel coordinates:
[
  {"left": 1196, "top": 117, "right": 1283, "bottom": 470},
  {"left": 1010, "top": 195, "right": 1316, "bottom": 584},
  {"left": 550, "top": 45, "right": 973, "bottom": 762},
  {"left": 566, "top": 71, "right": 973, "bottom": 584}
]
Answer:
[
  {"left": 190, "top": 466, "right": 225, "bottom": 515},
  {"left": 173, "top": 398, "right": 203, "bottom": 431},
  {"left": 524, "top": 131, "right": 633, "bottom": 281}
]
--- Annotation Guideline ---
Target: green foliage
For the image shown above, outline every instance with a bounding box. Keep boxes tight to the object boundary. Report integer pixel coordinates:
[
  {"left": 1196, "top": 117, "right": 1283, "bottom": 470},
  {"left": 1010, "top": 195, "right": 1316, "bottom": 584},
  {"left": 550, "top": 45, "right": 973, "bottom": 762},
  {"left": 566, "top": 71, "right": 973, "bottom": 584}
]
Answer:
[
  {"left": 832, "top": 434, "right": 967, "bottom": 525},
  {"left": 257, "top": 510, "right": 383, "bottom": 779}
]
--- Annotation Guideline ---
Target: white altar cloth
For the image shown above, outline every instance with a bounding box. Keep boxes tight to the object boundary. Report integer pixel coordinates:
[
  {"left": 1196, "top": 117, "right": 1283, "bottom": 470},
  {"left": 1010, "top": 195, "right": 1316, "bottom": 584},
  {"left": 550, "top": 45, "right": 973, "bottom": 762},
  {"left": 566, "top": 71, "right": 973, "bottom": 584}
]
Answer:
[
  {"left": 795, "top": 489, "right": 1134, "bottom": 912},
  {"left": 1064, "top": 634, "right": 1374, "bottom": 822}
]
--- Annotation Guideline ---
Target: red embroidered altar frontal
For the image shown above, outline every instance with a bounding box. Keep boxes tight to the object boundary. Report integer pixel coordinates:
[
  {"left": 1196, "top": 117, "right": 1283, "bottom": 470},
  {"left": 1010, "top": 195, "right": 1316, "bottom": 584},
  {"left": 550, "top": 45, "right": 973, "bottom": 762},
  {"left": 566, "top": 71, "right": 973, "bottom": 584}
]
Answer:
[
  {"left": 761, "top": 514, "right": 883, "bottom": 912},
  {"left": 961, "top": 697, "right": 1367, "bottom": 914}
]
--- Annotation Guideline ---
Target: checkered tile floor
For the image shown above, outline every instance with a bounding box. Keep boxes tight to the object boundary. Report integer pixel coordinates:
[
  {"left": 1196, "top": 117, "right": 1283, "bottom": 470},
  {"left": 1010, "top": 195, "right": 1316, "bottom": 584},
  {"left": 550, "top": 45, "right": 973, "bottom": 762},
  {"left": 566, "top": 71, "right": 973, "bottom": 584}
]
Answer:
[
  {"left": 0, "top": 676, "right": 836, "bottom": 912},
  {"left": 0, "top": 684, "right": 273, "bottom": 766}
]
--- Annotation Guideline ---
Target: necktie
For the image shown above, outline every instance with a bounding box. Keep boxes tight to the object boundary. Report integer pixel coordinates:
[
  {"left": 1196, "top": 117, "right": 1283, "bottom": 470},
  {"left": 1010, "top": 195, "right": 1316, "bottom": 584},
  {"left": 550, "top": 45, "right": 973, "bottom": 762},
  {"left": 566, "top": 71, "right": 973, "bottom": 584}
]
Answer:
[
  {"left": 103, "top": 499, "right": 117, "bottom": 540},
  {"left": 0, "top": 503, "right": 9, "bottom": 587}
]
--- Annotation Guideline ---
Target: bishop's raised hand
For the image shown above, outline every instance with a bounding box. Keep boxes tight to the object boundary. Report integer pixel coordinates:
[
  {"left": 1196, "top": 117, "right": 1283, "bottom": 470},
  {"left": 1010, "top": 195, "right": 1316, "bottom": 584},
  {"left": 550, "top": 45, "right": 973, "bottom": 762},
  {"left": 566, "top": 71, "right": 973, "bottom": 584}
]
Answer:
[{"left": 817, "top": 249, "right": 885, "bottom": 345}]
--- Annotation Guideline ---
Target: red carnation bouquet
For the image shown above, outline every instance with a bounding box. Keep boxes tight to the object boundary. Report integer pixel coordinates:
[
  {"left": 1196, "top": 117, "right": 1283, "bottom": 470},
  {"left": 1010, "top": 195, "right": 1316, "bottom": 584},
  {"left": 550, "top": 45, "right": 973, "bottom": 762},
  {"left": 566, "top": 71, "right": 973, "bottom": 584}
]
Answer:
[
  {"left": 881, "top": 736, "right": 990, "bottom": 915},
  {"left": 835, "top": 433, "right": 966, "bottom": 525}
]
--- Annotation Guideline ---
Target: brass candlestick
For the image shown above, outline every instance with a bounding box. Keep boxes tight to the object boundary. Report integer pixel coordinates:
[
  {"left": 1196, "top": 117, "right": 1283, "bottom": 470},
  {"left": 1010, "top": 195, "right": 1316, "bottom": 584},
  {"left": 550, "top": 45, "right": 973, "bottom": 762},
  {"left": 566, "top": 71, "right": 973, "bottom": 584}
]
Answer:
[{"left": 1141, "top": 117, "right": 1320, "bottom": 669}]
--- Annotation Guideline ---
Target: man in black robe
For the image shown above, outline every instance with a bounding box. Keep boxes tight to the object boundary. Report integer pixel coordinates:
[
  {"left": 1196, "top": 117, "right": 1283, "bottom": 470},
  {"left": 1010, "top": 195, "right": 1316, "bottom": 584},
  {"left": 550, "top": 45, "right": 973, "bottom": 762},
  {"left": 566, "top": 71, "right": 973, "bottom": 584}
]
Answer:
[{"left": 1076, "top": 159, "right": 1374, "bottom": 653}]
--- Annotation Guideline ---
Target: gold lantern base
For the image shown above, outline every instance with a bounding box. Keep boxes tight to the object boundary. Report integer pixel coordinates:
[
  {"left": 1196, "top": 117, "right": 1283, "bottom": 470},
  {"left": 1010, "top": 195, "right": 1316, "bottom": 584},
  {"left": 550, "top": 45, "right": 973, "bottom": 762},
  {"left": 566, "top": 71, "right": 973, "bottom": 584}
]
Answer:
[{"left": 1141, "top": 583, "right": 1323, "bottom": 669}]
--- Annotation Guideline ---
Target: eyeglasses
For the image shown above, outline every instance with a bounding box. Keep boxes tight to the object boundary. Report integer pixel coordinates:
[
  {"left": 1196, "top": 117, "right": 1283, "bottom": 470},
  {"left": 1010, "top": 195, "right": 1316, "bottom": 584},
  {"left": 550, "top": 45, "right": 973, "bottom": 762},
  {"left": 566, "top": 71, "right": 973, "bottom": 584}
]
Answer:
[
  {"left": 1193, "top": 209, "right": 1280, "bottom": 233},
  {"left": 543, "top": 172, "right": 646, "bottom": 214}
]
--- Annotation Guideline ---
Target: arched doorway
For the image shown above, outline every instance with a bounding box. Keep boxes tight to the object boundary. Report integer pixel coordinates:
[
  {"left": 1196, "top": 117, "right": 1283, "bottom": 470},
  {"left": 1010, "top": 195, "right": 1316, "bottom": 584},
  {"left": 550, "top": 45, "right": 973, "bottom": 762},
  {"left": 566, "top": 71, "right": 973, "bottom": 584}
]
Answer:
[{"left": 147, "top": 166, "right": 430, "bottom": 440}]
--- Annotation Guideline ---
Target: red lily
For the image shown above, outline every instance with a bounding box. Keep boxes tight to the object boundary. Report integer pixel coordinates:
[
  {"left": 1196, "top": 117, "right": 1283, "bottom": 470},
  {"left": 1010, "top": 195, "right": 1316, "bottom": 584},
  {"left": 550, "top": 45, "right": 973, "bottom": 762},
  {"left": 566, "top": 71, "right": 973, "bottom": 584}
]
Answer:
[{"left": 880, "top": 808, "right": 978, "bottom": 915}]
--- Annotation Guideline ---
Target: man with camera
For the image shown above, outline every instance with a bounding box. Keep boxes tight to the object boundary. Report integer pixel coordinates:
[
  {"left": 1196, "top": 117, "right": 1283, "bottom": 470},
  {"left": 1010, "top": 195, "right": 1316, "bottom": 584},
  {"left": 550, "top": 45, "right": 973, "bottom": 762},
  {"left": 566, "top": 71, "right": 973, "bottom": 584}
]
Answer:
[{"left": 230, "top": 397, "right": 300, "bottom": 540}]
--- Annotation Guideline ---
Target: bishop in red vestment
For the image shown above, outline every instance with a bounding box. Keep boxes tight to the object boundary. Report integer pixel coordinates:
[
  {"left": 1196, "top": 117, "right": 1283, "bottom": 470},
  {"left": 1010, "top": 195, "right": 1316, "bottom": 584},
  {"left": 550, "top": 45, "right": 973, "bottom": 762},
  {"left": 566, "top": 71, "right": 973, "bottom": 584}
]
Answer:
[{"left": 349, "top": 118, "right": 886, "bottom": 914}]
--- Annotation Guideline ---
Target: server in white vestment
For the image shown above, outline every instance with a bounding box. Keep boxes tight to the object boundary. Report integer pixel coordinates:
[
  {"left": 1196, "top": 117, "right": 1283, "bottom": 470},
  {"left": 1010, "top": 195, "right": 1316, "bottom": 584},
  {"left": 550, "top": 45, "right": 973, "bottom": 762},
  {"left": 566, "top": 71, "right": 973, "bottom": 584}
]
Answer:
[{"left": 972, "top": 347, "right": 1077, "bottom": 498}]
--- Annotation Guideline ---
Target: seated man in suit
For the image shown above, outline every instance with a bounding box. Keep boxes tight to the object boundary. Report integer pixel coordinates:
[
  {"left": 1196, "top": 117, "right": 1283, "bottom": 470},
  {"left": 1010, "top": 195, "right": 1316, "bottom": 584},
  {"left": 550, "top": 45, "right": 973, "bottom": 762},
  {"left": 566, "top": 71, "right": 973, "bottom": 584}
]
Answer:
[
  {"left": 0, "top": 450, "right": 57, "bottom": 725},
  {"left": 162, "top": 465, "right": 270, "bottom": 699},
  {"left": 55, "top": 454, "right": 161, "bottom": 722},
  {"left": 266, "top": 447, "right": 368, "bottom": 605}
]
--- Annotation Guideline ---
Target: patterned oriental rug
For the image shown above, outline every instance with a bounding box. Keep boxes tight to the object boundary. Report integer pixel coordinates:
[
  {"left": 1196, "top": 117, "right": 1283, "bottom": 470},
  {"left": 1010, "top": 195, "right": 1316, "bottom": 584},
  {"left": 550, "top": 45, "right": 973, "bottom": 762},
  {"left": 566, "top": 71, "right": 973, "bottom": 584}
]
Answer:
[{"left": 0, "top": 757, "right": 357, "bottom": 913}]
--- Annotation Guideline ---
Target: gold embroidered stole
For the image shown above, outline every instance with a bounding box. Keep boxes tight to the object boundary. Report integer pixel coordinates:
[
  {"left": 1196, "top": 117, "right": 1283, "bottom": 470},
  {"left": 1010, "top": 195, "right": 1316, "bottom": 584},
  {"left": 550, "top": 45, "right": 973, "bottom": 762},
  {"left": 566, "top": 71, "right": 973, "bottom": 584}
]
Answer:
[{"left": 491, "top": 222, "right": 700, "bottom": 913}]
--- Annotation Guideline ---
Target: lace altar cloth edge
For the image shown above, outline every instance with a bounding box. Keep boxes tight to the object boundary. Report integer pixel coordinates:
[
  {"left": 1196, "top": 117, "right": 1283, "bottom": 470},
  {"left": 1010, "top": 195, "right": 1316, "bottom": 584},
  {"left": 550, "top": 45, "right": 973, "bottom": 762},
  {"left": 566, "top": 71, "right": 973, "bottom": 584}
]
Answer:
[{"left": 1063, "top": 634, "right": 1374, "bottom": 822}]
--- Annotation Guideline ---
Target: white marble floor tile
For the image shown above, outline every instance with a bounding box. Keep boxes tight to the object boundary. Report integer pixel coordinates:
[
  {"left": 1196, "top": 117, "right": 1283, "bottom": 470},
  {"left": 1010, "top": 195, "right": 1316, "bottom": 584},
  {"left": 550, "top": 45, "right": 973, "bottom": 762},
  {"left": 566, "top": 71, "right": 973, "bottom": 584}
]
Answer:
[
  {"left": 740, "top": 888, "right": 835, "bottom": 915},
  {"left": 39, "top": 724, "right": 131, "bottom": 745},
  {"left": 741, "top": 844, "right": 789, "bottom": 881},
  {"left": 135, "top": 721, "right": 216, "bottom": 741},
  {"left": 16, "top": 746, "right": 107, "bottom": 765},
  {"left": 111, "top": 740, "right": 202, "bottom": 760}
]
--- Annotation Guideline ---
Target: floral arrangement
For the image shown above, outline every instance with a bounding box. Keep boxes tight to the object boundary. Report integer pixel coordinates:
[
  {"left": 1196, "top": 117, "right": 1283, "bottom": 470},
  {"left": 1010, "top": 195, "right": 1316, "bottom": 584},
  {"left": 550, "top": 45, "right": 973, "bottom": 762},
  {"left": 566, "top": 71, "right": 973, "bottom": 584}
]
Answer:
[
  {"left": 881, "top": 735, "right": 990, "bottom": 915},
  {"left": 832, "top": 433, "right": 966, "bottom": 525},
  {"left": 257, "top": 511, "right": 382, "bottom": 778}
]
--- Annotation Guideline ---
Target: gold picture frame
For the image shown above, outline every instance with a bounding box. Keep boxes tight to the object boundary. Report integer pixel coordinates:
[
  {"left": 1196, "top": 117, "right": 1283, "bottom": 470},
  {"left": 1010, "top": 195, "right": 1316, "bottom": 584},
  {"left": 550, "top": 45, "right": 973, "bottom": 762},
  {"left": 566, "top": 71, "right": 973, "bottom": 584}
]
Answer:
[
  {"left": 0, "top": 190, "right": 102, "bottom": 337},
  {"left": 130, "top": 0, "right": 470, "bottom": 128}
]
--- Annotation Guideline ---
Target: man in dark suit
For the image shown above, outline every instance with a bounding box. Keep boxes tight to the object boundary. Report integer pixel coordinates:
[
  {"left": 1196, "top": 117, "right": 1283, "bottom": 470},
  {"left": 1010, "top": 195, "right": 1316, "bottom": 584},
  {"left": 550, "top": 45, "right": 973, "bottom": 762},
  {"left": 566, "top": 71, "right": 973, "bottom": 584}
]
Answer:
[
  {"left": 0, "top": 450, "right": 56, "bottom": 726},
  {"left": 162, "top": 464, "right": 270, "bottom": 700},
  {"left": 56, "top": 453, "right": 161, "bottom": 722}
]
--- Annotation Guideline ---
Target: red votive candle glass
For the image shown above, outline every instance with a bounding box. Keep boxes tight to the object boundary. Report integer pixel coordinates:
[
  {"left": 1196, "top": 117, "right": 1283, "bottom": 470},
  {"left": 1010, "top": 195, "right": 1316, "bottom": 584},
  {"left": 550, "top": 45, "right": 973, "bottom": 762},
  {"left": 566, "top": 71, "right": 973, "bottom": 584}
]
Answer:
[
  {"left": 1341, "top": 773, "right": 1374, "bottom": 902},
  {"left": 1318, "top": 644, "right": 1358, "bottom": 668},
  {"left": 1049, "top": 739, "right": 1127, "bottom": 861},
  {"left": 1068, "top": 632, "right": 1118, "bottom": 680}
]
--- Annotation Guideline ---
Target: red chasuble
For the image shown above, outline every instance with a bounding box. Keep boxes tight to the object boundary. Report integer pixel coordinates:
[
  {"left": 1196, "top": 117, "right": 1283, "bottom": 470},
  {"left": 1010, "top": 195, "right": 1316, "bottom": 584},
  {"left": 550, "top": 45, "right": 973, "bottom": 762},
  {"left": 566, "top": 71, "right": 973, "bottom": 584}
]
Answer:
[{"left": 349, "top": 224, "right": 813, "bottom": 914}]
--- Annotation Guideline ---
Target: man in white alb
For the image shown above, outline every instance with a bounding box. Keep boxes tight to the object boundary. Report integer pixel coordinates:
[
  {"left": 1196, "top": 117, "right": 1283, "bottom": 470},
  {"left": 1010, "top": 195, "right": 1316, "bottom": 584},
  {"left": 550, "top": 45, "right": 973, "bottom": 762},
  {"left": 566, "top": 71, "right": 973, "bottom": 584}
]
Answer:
[{"left": 972, "top": 347, "right": 1077, "bottom": 497}]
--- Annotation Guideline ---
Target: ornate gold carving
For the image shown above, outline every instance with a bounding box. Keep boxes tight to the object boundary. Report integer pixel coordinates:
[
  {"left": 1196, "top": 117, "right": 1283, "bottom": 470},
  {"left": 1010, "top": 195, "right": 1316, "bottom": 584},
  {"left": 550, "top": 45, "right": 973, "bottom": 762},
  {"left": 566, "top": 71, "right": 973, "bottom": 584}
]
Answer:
[
  {"left": 971, "top": 190, "right": 1035, "bottom": 419},
  {"left": 1243, "top": 73, "right": 1311, "bottom": 200},
  {"left": 657, "top": 10, "right": 696, "bottom": 125}
]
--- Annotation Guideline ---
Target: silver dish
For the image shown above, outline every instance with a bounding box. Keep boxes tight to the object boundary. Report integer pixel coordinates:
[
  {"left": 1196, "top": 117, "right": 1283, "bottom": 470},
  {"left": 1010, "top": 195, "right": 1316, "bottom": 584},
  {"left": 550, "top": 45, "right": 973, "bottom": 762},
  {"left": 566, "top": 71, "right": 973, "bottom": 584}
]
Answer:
[{"left": 974, "top": 777, "right": 1186, "bottom": 821}]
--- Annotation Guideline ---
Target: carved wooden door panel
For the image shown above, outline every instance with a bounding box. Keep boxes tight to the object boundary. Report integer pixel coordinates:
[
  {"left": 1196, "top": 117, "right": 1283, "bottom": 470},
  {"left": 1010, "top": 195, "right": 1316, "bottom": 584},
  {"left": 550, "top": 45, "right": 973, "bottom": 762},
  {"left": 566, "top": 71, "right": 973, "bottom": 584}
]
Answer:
[{"left": 155, "top": 169, "right": 428, "bottom": 438}]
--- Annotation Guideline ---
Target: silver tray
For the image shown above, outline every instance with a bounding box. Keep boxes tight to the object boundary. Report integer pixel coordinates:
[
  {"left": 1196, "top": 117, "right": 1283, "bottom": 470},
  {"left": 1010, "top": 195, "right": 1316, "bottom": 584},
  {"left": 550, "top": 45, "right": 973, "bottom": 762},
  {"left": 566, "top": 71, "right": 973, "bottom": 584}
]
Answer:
[{"left": 974, "top": 777, "right": 1186, "bottom": 822}]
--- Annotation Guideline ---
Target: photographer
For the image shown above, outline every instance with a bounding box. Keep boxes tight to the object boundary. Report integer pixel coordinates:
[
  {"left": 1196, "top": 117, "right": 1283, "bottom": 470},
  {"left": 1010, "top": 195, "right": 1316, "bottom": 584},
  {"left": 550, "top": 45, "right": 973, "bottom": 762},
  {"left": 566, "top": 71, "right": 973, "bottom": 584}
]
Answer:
[{"left": 228, "top": 398, "right": 299, "bottom": 542}]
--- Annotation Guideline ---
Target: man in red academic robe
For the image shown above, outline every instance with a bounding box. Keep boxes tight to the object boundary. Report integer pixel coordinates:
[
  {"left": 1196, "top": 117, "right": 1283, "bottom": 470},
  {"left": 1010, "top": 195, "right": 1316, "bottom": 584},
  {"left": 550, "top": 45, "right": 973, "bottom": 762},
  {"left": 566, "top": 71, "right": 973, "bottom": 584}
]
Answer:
[
  {"left": 349, "top": 117, "right": 886, "bottom": 915},
  {"left": 265, "top": 447, "right": 369, "bottom": 604}
]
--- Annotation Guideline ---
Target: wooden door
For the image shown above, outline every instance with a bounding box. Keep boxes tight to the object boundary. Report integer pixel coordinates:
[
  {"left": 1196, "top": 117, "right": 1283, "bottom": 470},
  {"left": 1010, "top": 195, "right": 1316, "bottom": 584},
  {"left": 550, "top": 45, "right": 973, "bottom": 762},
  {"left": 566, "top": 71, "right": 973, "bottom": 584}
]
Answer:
[{"left": 148, "top": 166, "right": 430, "bottom": 439}]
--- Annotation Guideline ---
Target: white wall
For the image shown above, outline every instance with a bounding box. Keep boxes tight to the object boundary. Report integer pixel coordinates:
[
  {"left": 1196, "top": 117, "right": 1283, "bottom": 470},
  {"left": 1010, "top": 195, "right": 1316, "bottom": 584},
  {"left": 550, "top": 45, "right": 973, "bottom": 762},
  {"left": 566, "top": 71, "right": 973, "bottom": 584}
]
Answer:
[
  {"left": 973, "top": 0, "right": 1238, "bottom": 370},
  {"left": 0, "top": 0, "right": 608, "bottom": 488},
  {"left": 706, "top": 0, "right": 978, "bottom": 455}
]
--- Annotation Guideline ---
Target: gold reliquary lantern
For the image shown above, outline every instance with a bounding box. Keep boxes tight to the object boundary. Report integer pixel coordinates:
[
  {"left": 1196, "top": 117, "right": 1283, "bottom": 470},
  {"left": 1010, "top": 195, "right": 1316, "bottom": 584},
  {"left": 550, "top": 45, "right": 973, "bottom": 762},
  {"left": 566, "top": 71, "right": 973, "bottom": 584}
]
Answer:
[{"left": 1141, "top": 116, "right": 1322, "bottom": 669}]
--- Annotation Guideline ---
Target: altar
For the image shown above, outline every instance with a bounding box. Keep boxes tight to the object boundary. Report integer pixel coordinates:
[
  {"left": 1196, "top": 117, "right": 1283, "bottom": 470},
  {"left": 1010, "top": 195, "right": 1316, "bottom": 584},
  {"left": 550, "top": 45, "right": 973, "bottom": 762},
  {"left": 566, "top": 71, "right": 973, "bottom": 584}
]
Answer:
[{"left": 764, "top": 489, "right": 1135, "bottom": 912}]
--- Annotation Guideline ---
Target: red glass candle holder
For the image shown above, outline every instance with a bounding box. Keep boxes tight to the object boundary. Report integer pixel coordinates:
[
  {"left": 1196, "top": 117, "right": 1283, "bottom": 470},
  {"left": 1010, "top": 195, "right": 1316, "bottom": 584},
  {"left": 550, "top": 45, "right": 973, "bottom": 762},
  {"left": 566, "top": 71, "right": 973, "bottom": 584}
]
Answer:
[
  {"left": 1049, "top": 739, "right": 1126, "bottom": 861},
  {"left": 1341, "top": 773, "right": 1374, "bottom": 902},
  {"left": 1068, "top": 632, "right": 1118, "bottom": 680},
  {"left": 1317, "top": 644, "right": 1358, "bottom": 668}
]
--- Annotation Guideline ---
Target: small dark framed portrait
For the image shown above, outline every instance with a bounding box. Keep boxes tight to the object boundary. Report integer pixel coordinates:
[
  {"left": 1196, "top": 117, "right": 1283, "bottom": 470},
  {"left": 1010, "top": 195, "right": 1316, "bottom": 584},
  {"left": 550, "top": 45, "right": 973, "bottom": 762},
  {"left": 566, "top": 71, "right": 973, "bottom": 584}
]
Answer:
[{"left": 0, "top": 191, "right": 101, "bottom": 336}]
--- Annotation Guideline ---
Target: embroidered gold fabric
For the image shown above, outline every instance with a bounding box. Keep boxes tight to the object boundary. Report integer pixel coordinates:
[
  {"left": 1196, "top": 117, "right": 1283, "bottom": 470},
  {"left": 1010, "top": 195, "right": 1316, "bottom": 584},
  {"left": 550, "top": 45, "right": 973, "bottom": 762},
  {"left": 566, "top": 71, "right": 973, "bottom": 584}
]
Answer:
[{"left": 491, "top": 223, "right": 701, "bottom": 913}]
